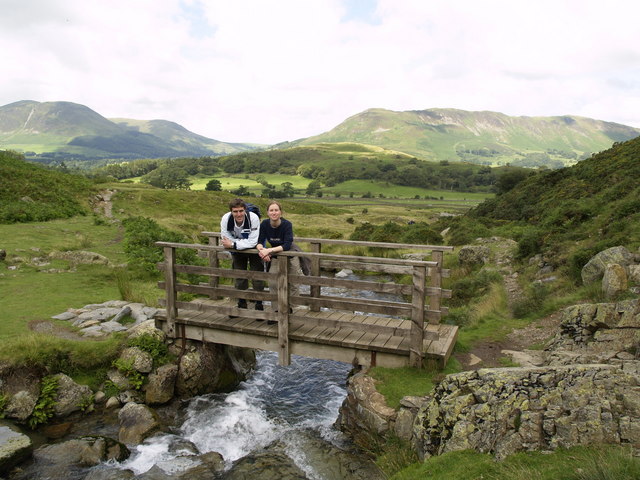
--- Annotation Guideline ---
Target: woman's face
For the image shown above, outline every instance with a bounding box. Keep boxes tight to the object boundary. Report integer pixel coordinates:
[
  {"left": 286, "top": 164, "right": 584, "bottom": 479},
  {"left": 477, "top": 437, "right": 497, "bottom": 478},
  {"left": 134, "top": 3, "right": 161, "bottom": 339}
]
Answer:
[{"left": 267, "top": 203, "right": 282, "bottom": 222}]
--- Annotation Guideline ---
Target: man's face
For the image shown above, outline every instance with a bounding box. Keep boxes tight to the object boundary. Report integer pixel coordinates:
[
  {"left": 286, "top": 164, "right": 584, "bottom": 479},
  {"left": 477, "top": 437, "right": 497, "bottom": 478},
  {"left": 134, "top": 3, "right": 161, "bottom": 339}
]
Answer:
[{"left": 231, "top": 207, "right": 245, "bottom": 223}]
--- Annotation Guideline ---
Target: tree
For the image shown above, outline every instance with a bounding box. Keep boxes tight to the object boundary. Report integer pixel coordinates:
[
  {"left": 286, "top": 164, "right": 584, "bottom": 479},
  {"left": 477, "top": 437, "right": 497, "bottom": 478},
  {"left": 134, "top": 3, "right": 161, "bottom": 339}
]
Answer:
[
  {"left": 141, "top": 166, "right": 192, "bottom": 190},
  {"left": 281, "top": 182, "right": 295, "bottom": 197},
  {"left": 205, "top": 179, "right": 222, "bottom": 191}
]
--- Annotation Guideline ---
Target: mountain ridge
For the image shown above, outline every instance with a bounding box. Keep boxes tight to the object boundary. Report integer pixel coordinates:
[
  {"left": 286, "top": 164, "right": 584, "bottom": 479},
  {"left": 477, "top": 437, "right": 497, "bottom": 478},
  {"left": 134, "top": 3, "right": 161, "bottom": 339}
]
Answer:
[
  {"left": 2, "top": 100, "right": 640, "bottom": 166},
  {"left": 284, "top": 107, "right": 640, "bottom": 166},
  {"left": 0, "top": 100, "right": 261, "bottom": 161}
]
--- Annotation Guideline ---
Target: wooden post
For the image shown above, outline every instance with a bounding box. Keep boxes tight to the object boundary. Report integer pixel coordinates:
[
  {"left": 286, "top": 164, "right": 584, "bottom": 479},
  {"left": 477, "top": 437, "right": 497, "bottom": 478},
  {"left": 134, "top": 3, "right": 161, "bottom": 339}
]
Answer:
[
  {"left": 429, "top": 251, "right": 443, "bottom": 325},
  {"left": 208, "top": 235, "right": 220, "bottom": 299},
  {"left": 164, "top": 246, "right": 177, "bottom": 338},
  {"left": 310, "top": 241, "right": 321, "bottom": 312},
  {"left": 276, "top": 256, "right": 290, "bottom": 366},
  {"left": 409, "top": 264, "right": 426, "bottom": 368}
]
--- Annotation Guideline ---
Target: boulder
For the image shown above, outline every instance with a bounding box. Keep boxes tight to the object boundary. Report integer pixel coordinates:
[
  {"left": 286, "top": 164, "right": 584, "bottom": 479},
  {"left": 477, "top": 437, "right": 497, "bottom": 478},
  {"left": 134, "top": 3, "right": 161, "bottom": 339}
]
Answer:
[
  {"left": 118, "top": 403, "right": 162, "bottom": 445},
  {"left": 127, "top": 320, "right": 166, "bottom": 342},
  {"left": 581, "top": 246, "right": 634, "bottom": 285},
  {"left": 145, "top": 364, "right": 178, "bottom": 405},
  {"left": 175, "top": 343, "right": 254, "bottom": 398},
  {"left": 119, "top": 347, "right": 154, "bottom": 374},
  {"left": 13, "top": 436, "right": 130, "bottom": 479},
  {"left": 602, "top": 263, "right": 628, "bottom": 299},
  {"left": 4, "top": 390, "right": 38, "bottom": 421},
  {"left": 413, "top": 364, "right": 640, "bottom": 460},
  {"left": 52, "top": 373, "right": 93, "bottom": 418},
  {"left": 0, "top": 423, "right": 32, "bottom": 472},
  {"left": 458, "top": 245, "right": 490, "bottom": 266},
  {"left": 629, "top": 265, "right": 640, "bottom": 284}
]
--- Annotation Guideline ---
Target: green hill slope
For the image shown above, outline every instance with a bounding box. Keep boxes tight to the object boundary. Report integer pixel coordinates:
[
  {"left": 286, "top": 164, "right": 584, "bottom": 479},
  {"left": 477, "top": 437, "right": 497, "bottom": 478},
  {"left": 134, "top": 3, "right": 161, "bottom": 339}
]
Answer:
[
  {"left": 288, "top": 108, "right": 640, "bottom": 167},
  {"left": 442, "top": 136, "right": 640, "bottom": 276},
  {"left": 0, "top": 150, "right": 93, "bottom": 222},
  {"left": 0, "top": 100, "right": 260, "bottom": 162}
]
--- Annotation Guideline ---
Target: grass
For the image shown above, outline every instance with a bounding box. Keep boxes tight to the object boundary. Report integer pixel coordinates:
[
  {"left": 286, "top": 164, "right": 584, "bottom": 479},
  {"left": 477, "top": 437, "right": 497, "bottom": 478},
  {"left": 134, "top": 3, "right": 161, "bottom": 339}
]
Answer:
[
  {"left": 388, "top": 445, "right": 640, "bottom": 480},
  {"left": 369, "top": 358, "right": 460, "bottom": 409}
]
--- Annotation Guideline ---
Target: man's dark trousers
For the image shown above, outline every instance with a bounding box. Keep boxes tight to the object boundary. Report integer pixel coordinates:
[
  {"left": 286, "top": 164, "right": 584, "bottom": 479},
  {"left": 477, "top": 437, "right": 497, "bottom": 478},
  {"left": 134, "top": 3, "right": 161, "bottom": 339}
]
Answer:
[{"left": 232, "top": 251, "right": 265, "bottom": 295}]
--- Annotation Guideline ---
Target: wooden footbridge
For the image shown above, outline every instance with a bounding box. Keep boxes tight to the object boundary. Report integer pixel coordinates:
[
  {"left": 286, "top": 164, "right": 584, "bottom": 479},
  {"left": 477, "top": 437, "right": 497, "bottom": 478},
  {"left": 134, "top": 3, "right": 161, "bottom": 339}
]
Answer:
[{"left": 154, "top": 235, "right": 457, "bottom": 369}]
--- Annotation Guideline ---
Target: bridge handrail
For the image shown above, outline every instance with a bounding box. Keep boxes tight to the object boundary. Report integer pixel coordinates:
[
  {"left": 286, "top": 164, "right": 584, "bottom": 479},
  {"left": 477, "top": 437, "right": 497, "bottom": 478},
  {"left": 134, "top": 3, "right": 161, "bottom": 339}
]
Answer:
[
  {"left": 155, "top": 241, "right": 439, "bottom": 267},
  {"left": 201, "top": 231, "right": 454, "bottom": 252}
]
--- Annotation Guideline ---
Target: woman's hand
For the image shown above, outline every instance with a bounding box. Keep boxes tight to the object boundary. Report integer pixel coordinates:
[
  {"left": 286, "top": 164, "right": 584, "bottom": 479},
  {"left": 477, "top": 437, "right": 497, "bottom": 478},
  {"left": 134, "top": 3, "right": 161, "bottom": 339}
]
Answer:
[{"left": 258, "top": 247, "right": 272, "bottom": 261}]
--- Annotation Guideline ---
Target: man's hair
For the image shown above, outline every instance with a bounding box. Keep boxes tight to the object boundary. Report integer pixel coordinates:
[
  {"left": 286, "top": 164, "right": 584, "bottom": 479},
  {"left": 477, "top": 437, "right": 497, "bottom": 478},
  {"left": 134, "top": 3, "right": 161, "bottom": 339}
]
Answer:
[{"left": 229, "top": 198, "right": 246, "bottom": 210}]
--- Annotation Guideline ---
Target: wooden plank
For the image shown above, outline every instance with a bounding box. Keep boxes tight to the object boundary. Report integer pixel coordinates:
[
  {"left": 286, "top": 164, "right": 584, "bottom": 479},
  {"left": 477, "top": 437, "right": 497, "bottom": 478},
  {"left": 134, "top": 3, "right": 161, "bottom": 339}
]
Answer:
[{"left": 294, "top": 295, "right": 412, "bottom": 317}]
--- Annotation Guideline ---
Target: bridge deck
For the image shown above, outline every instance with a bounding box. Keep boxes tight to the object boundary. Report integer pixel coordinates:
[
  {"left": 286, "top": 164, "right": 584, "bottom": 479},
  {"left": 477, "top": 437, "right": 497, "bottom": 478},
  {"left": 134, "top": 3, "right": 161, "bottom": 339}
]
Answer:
[{"left": 155, "top": 299, "right": 457, "bottom": 368}]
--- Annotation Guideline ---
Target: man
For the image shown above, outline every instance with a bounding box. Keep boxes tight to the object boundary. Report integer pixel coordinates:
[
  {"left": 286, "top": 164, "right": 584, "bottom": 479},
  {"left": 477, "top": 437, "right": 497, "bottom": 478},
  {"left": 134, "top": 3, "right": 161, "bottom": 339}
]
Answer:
[{"left": 220, "top": 198, "right": 264, "bottom": 312}]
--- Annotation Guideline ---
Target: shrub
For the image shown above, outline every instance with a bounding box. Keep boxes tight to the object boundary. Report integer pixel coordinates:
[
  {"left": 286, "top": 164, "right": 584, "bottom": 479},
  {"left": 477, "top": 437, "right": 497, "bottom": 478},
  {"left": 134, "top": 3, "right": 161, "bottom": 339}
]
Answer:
[{"left": 28, "top": 376, "right": 59, "bottom": 429}]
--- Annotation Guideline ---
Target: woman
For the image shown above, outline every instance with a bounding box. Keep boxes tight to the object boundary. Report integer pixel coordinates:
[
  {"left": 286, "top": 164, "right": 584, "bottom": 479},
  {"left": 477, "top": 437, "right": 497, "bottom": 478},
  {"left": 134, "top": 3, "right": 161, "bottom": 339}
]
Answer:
[{"left": 257, "top": 200, "right": 303, "bottom": 312}]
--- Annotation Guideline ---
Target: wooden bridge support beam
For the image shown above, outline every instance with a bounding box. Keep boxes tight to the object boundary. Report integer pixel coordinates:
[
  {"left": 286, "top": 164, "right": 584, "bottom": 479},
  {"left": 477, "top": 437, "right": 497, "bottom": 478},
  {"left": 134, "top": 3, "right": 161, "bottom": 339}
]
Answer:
[
  {"left": 409, "top": 264, "right": 426, "bottom": 368},
  {"left": 163, "top": 246, "right": 177, "bottom": 338},
  {"left": 276, "top": 256, "right": 291, "bottom": 366}
]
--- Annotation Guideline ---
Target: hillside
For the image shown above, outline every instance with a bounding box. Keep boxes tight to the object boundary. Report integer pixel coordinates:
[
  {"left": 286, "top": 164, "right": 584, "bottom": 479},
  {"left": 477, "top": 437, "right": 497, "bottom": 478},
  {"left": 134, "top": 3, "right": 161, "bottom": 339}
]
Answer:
[
  {"left": 284, "top": 108, "right": 640, "bottom": 167},
  {"left": 0, "top": 150, "right": 93, "bottom": 222},
  {"left": 440, "top": 135, "right": 640, "bottom": 278},
  {"left": 0, "top": 100, "right": 260, "bottom": 162}
]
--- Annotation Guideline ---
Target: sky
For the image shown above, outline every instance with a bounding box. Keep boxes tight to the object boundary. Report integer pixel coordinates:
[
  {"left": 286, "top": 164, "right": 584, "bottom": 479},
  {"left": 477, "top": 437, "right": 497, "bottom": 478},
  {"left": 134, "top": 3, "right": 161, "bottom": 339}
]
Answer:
[{"left": 2, "top": 0, "right": 640, "bottom": 145}]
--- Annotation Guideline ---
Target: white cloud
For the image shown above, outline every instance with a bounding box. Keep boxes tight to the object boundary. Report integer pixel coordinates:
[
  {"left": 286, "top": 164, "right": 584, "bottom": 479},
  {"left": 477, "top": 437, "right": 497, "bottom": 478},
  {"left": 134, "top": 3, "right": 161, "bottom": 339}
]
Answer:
[{"left": 1, "top": 0, "right": 639, "bottom": 144}]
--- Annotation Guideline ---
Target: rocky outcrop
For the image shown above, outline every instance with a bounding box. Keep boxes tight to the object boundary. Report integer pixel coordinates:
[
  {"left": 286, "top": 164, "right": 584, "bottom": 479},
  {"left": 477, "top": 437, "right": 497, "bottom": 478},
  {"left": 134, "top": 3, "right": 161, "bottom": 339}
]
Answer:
[
  {"left": 336, "top": 372, "right": 396, "bottom": 447},
  {"left": 546, "top": 299, "right": 640, "bottom": 370},
  {"left": 413, "top": 364, "right": 640, "bottom": 460},
  {"left": 338, "top": 297, "right": 640, "bottom": 460},
  {"left": 602, "top": 263, "right": 628, "bottom": 299},
  {"left": 145, "top": 364, "right": 179, "bottom": 405},
  {"left": 51, "top": 300, "right": 159, "bottom": 337}
]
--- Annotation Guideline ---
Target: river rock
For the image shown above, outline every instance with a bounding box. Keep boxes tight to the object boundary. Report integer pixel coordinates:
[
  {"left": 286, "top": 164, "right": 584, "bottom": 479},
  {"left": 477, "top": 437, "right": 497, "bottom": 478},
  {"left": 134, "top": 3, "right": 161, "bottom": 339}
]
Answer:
[
  {"left": 581, "top": 246, "right": 634, "bottom": 285},
  {"left": 175, "top": 343, "right": 254, "bottom": 398},
  {"left": 13, "top": 436, "right": 130, "bottom": 480},
  {"left": 0, "top": 423, "right": 32, "bottom": 472},
  {"left": 4, "top": 390, "right": 38, "bottom": 422},
  {"left": 118, "top": 402, "right": 162, "bottom": 445},
  {"left": 145, "top": 364, "right": 178, "bottom": 405},
  {"left": 602, "top": 263, "right": 628, "bottom": 299},
  {"left": 119, "top": 347, "right": 154, "bottom": 374},
  {"left": 413, "top": 364, "right": 640, "bottom": 461},
  {"left": 53, "top": 373, "right": 93, "bottom": 418},
  {"left": 225, "top": 450, "right": 308, "bottom": 480}
]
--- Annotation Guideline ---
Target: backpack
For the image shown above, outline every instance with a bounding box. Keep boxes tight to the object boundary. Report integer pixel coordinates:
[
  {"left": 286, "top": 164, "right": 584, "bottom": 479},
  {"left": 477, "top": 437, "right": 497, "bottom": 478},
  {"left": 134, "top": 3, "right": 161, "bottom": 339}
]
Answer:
[{"left": 245, "top": 202, "right": 261, "bottom": 219}]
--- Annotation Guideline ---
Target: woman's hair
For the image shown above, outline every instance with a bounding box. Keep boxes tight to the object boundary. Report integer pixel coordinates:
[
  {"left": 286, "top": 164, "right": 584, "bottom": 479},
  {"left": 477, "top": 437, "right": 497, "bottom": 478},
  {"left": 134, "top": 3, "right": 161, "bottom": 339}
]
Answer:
[{"left": 266, "top": 200, "right": 283, "bottom": 212}]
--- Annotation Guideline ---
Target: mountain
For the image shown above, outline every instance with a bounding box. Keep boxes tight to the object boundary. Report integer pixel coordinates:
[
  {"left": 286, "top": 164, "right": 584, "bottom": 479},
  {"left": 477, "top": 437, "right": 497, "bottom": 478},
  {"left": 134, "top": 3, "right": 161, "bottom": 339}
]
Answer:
[
  {"left": 283, "top": 108, "right": 640, "bottom": 168},
  {"left": 0, "top": 100, "right": 261, "bottom": 162}
]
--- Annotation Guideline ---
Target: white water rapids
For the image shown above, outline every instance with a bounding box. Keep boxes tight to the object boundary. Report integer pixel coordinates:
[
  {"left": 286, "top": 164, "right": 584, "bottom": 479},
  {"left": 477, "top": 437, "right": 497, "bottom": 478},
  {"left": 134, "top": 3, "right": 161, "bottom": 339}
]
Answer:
[{"left": 118, "top": 351, "right": 352, "bottom": 476}]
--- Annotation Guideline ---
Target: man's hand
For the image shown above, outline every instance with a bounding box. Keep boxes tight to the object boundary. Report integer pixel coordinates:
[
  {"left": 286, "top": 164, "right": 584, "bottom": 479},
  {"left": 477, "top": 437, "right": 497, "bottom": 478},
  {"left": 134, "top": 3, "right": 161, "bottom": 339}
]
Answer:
[{"left": 222, "top": 237, "right": 234, "bottom": 249}]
